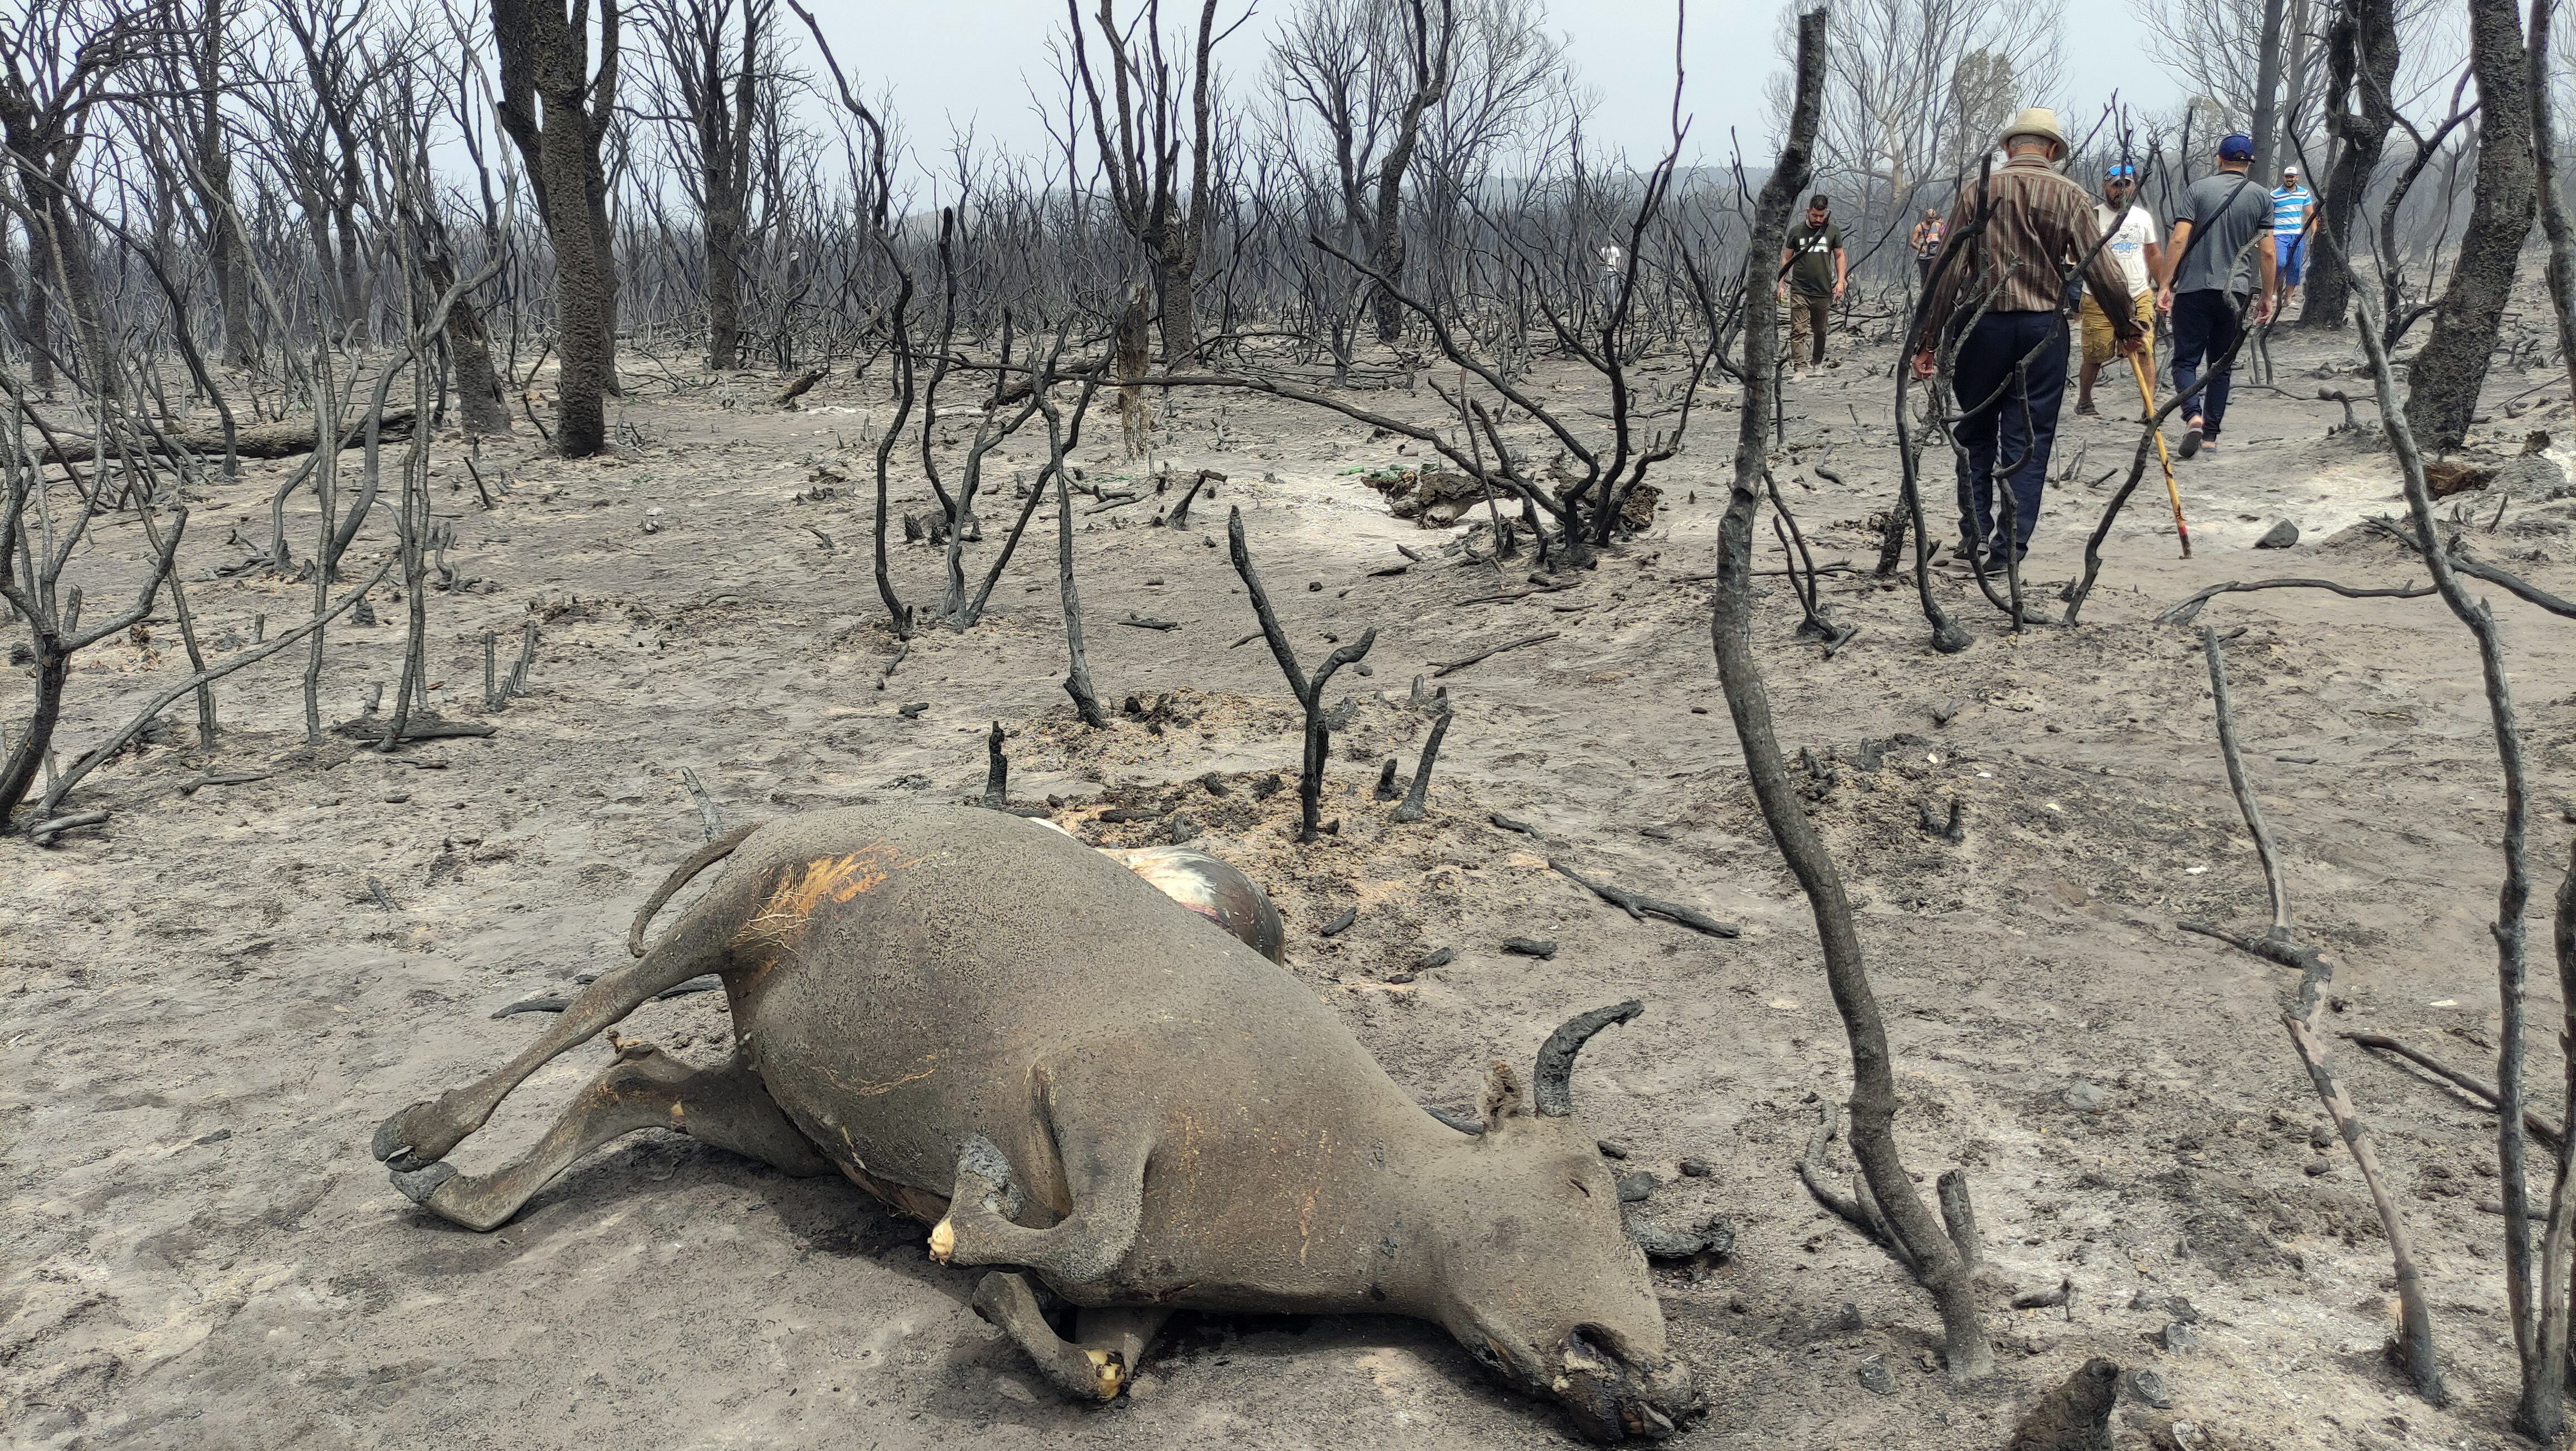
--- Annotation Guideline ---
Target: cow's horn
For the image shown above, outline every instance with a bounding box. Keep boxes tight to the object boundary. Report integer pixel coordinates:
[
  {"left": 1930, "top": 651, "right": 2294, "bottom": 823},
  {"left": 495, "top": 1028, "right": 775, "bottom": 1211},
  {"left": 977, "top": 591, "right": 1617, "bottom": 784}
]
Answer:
[{"left": 1532, "top": 1000, "right": 1643, "bottom": 1117}]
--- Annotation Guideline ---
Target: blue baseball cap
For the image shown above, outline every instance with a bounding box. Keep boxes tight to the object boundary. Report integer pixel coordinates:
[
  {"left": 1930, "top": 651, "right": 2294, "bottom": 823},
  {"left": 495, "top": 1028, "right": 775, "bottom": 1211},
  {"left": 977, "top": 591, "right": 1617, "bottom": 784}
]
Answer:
[
  {"left": 2105, "top": 163, "right": 2136, "bottom": 179},
  {"left": 2218, "top": 133, "right": 2255, "bottom": 160}
]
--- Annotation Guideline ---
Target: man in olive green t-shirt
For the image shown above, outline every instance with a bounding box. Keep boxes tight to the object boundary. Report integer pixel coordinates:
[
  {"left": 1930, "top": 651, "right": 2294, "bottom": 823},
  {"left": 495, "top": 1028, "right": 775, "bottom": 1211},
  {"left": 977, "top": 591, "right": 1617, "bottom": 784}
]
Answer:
[{"left": 1777, "top": 193, "right": 1846, "bottom": 378}]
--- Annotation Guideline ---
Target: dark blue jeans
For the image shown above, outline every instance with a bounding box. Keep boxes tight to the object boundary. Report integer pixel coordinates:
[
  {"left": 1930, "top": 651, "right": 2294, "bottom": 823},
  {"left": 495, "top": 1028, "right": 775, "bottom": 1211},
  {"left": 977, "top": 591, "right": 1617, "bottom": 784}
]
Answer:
[
  {"left": 2169, "top": 289, "right": 2243, "bottom": 436},
  {"left": 1951, "top": 310, "right": 2068, "bottom": 559}
]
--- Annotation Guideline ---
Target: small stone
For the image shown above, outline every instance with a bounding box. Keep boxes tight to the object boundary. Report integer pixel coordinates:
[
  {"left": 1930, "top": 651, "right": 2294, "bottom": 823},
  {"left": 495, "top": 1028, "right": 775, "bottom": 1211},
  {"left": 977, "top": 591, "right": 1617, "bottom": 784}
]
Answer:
[
  {"left": 1680, "top": 1157, "right": 1714, "bottom": 1178},
  {"left": 2126, "top": 1366, "right": 2174, "bottom": 1409},
  {"left": 1412, "top": 947, "right": 1455, "bottom": 970},
  {"left": 2165, "top": 1296, "right": 2201, "bottom": 1323},
  {"left": 2170, "top": 1420, "right": 2206, "bottom": 1449},
  {"left": 1726, "top": 1296, "right": 1750, "bottom": 1314},
  {"left": 2129, "top": 1288, "right": 2159, "bottom": 1312},
  {"left": 2304, "top": 1158, "right": 2335, "bottom": 1177},
  {"left": 1856, "top": 1355, "right": 1895, "bottom": 1395},
  {"left": 1597, "top": 1139, "right": 1631, "bottom": 1160},
  {"left": 2063, "top": 1080, "right": 2109, "bottom": 1113},
  {"left": 1385, "top": 972, "right": 1415, "bottom": 985},
  {"left": 2162, "top": 1319, "right": 2202, "bottom": 1353},
  {"left": 1307, "top": 580, "right": 1324, "bottom": 591},
  {"left": 2253, "top": 518, "right": 2300, "bottom": 549},
  {"left": 2309, "top": 1123, "right": 2334, "bottom": 1150},
  {"left": 1501, "top": 937, "right": 1558, "bottom": 960},
  {"left": 1616, "top": 1171, "right": 1657, "bottom": 1202},
  {"left": 1835, "top": 1302, "right": 1863, "bottom": 1332}
]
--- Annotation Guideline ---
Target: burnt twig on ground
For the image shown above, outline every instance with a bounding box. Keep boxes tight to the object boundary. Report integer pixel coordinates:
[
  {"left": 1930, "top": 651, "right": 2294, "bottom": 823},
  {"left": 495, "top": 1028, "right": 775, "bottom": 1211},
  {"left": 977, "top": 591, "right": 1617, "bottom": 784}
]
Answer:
[
  {"left": 1548, "top": 859, "right": 1738, "bottom": 938},
  {"left": 2184, "top": 625, "right": 2443, "bottom": 1401},
  {"left": 1389, "top": 710, "right": 1451, "bottom": 823},
  {"left": 1226, "top": 507, "right": 1376, "bottom": 843},
  {"left": 681, "top": 767, "right": 724, "bottom": 841},
  {"left": 984, "top": 722, "right": 1008, "bottom": 807},
  {"left": 2343, "top": 1033, "right": 2567, "bottom": 1151},
  {"left": 1430, "top": 631, "right": 1558, "bottom": 678},
  {"left": 2157, "top": 576, "right": 2435, "bottom": 625}
]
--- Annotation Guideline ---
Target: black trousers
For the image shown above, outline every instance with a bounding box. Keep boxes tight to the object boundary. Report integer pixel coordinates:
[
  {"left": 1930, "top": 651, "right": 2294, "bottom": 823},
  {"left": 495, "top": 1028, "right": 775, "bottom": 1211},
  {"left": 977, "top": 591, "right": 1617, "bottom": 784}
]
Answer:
[
  {"left": 2169, "top": 288, "right": 2242, "bottom": 436},
  {"left": 1951, "top": 310, "right": 2069, "bottom": 558}
]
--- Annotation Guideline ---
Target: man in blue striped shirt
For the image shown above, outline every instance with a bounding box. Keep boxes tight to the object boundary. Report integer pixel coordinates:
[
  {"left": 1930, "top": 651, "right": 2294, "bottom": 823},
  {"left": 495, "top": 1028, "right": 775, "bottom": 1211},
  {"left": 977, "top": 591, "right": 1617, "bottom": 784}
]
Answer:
[{"left": 2271, "top": 166, "right": 2315, "bottom": 317}]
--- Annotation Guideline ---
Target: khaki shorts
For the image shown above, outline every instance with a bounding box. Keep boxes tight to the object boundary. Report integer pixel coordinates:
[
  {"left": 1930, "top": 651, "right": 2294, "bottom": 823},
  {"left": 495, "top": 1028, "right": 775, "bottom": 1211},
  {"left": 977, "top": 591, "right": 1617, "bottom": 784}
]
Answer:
[{"left": 2081, "top": 290, "right": 2155, "bottom": 369}]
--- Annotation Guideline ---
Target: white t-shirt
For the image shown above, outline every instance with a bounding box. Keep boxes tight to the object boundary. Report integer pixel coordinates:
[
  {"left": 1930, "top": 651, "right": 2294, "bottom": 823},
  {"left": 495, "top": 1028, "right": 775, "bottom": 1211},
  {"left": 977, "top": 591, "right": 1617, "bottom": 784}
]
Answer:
[
  {"left": 1599, "top": 245, "right": 1624, "bottom": 272},
  {"left": 2093, "top": 203, "right": 2159, "bottom": 300}
]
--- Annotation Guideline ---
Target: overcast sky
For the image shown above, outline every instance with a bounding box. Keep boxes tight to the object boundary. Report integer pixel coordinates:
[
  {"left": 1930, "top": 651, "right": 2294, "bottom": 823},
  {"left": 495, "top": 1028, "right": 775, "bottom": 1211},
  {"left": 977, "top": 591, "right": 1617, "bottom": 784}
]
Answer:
[{"left": 789, "top": 0, "right": 2183, "bottom": 192}]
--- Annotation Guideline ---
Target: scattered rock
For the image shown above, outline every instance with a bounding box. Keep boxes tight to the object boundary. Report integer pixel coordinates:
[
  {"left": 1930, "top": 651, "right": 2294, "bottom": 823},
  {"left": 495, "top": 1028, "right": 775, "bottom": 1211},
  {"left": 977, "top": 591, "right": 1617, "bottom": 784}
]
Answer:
[
  {"left": 2160, "top": 1320, "right": 2201, "bottom": 1353},
  {"left": 1501, "top": 937, "right": 1558, "bottom": 960},
  {"left": 1319, "top": 906, "right": 1357, "bottom": 937},
  {"left": 1856, "top": 1355, "right": 1895, "bottom": 1396},
  {"left": 1680, "top": 1157, "right": 1714, "bottom": 1178},
  {"left": 1597, "top": 1140, "right": 1631, "bottom": 1160},
  {"left": 1616, "top": 1171, "right": 1657, "bottom": 1202},
  {"left": 1412, "top": 947, "right": 1454, "bottom": 970},
  {"left": 1835, "top": 1302, "right": 1863, "bottom": 1332},
  {"left": 2164, "top": 1297, "right": 2200, "bottom": 1324},
  {"left": 2126, "top": 1366, "right": 2174, "bottom": 1409},
  {"left": 2253, "top": 518, "right": 2300, "bottom": 549},
  {"left": 2063, "top": 1080, "right": 2109, "bottom": 1113},
  {"left": 2303, "top": 1158, "right": 2336, "bottom": 1177}
]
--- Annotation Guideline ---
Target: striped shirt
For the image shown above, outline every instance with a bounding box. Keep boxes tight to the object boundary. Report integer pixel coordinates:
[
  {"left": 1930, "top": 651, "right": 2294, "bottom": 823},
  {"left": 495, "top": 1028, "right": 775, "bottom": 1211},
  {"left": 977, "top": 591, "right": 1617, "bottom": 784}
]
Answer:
[
  {"left": 1919, "top": 155, "right": 2142, "bottom": 349},
  {"left": 2271, "top": 186, "right": 2312, "bottom": 234}
]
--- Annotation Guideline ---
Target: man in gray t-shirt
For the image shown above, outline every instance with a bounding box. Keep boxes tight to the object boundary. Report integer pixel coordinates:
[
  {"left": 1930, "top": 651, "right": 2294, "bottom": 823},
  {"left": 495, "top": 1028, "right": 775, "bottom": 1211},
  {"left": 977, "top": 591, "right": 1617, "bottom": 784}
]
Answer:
[{"left": 2157, "top": 133, "right": 2277, "bottom": 457}]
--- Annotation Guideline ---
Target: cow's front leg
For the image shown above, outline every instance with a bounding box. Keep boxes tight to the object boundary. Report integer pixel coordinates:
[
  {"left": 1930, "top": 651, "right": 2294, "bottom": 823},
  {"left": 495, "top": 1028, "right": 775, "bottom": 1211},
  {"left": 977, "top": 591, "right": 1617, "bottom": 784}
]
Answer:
[
  {"left": 930, "top": 1128, "right": 1149, "bottom": 1288},
  {"left": 968, "top": 1272, "right": 1172, "bottom": 1401}
]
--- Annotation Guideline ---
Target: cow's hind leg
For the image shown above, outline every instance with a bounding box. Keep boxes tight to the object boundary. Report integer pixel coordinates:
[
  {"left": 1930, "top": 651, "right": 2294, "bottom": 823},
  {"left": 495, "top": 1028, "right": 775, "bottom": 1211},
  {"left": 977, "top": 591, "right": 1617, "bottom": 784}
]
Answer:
[
  {"left": 392, "top": 1044, "right": 830, "bottom": 1231},
  {"left": 372, "top": 897, "right": 737, "bottom": 1172},
  {"left": 969, "top": 1272, "right": 1172, "bottom": 1401}
]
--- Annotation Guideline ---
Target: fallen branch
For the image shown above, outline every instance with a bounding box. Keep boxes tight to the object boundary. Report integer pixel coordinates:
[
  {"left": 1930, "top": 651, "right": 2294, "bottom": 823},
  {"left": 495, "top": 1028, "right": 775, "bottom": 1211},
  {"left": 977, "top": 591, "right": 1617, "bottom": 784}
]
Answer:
[
  {"left": 2344, "top": 1032, "right": 2567, "bottom": 1151},
  {"left": 27, "top": 410, "right": 414, "bottom": 465},
  {"left": 1549, "top": 859, "right": 1739, "bottom": 938},
  {"left": 1430, "top": 631, "right": 1559, "bottom": 678},
  {"left": 2156, "top": 576, "right": 2436, "bottom": 625}
]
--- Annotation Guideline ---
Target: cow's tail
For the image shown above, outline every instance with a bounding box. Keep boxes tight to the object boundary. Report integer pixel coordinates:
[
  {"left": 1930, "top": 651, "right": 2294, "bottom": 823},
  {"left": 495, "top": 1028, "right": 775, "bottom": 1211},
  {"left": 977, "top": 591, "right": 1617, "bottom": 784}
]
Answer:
[{"left": 629, "top": 823, "right": 761, "bottom": 958}]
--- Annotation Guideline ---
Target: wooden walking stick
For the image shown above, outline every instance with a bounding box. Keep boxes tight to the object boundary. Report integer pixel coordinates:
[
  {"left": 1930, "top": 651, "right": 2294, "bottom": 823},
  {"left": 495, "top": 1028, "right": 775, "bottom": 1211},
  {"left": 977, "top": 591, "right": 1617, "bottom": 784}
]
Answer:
[{"left": 2130, "top": 350, "right": 2191, "bottom": 558}]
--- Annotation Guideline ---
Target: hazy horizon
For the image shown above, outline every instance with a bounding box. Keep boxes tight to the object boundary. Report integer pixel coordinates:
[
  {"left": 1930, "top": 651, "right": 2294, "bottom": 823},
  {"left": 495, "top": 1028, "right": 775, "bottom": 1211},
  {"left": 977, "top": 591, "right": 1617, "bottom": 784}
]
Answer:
[{"left": 788, "top": 0, "right": 2188, "bottom": 202}]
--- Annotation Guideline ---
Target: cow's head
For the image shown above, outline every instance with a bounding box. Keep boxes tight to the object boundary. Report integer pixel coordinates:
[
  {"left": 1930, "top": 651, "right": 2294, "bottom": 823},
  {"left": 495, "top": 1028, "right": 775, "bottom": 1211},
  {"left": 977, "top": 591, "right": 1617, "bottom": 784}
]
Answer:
[{"left": 1423, "top": 1002, "right": 1703, "bottom": 1442}]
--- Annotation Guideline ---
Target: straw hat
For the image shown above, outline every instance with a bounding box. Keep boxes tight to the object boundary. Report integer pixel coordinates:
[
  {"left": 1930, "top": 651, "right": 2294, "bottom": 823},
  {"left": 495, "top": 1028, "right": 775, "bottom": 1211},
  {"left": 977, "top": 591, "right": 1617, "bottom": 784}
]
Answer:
[{"left": 1998, "top": 107, "right": 2066, "bottom": 150}]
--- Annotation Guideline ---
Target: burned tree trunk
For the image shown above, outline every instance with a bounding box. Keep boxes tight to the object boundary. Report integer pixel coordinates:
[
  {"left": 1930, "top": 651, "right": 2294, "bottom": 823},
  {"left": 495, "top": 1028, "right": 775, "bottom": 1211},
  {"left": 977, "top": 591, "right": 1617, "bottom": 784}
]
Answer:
[
  {"left": 491, "top": 0, "right": 624, "bottom": 457},
  {"left": 2303, "top": 0, "right": 2397, "bottom": 332},
  {"left": 1710, "top": 6, "right": 1992, "bottom": 1384},
  {"left": 2403, "top": 0, "right": 2535, "bottom": 451}
]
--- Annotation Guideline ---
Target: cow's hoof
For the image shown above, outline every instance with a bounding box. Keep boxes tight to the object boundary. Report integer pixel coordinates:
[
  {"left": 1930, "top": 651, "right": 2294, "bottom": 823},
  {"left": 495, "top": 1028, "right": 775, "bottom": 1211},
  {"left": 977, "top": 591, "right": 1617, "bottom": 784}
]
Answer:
[
  {"left": 372, "top": 1099, "right": 461, "bottom": 1170},
  {"left": 390, "top": 1160, "right": 457, "bottom": 1206}
]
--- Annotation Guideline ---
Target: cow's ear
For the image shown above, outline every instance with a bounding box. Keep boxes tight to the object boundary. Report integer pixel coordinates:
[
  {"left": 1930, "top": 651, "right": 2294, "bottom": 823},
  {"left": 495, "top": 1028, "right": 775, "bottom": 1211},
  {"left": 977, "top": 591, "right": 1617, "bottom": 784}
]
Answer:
[{"left": 1479, "top": 1060, "right": 1526, "bottom": 1129}]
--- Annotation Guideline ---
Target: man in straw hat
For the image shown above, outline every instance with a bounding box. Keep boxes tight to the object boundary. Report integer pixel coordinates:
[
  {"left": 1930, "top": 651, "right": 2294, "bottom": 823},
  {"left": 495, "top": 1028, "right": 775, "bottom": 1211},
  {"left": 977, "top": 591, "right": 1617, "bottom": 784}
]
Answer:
[{"left": 1913, "top": 107, "right": 2144, "bottom": 572}]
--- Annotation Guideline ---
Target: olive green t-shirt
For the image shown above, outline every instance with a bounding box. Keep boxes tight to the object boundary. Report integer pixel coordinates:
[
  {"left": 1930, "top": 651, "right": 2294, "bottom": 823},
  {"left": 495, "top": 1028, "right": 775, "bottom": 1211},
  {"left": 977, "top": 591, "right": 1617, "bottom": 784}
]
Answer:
[{"left": 1787, "top": 221, "right": 1843, "bottom": 297}]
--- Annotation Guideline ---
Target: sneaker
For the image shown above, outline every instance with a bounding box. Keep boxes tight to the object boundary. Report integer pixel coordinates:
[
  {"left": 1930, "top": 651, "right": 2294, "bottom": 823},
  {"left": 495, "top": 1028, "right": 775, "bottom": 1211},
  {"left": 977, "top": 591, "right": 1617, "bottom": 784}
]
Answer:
[
  {"left": 1789, "top": 368, "right": 1806, "bottom": 383},
  {"left": 2178, "top": 417, "right": 2204, "bottom": 459}
]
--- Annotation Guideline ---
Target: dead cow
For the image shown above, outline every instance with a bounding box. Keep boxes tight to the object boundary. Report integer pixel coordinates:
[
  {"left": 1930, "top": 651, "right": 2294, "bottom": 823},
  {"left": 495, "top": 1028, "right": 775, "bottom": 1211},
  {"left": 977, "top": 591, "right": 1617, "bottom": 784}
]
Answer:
[{"left": 371, "top": 805, "right": 1702, "bottom": 1440}]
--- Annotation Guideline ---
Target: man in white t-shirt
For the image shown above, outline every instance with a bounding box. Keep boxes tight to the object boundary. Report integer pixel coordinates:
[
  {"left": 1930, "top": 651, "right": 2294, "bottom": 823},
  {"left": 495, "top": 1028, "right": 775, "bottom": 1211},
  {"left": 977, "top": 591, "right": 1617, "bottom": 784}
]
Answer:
[
  {"left": 1597, "top": 242, "right": 1624, "bottom": 306},
  {"left": 2076, "top": 163, "right": 2164, "bottom": 418}
]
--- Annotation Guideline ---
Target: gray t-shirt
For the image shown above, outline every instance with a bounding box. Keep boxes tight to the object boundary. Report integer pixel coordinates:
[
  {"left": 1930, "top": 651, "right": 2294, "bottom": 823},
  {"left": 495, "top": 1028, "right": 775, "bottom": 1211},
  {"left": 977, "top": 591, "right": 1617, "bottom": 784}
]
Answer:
[{"left": 2173, "top": 172, "right": 2273, "bottom": 296}]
